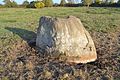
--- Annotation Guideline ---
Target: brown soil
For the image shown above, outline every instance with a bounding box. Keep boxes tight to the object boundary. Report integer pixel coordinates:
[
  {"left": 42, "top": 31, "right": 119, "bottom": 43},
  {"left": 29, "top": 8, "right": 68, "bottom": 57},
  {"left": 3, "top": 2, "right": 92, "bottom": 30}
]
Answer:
[{"left": 0, "top": 31, "right": 120, "bottom": 80}]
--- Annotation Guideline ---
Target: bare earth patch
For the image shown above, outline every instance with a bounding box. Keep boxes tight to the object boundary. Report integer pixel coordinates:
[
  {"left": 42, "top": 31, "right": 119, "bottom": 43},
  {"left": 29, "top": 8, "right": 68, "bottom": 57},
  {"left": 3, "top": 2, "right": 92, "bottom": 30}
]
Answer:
[{"left": 0, "top": 31, "right": 120, "bottom": 80}]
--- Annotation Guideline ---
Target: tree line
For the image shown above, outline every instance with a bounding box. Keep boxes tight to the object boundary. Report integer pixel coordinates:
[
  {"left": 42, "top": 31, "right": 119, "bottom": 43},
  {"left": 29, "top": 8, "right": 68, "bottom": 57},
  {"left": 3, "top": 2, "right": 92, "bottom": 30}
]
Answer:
[{"left": 0, "top": 0, "right": 120, "bottom": 8}]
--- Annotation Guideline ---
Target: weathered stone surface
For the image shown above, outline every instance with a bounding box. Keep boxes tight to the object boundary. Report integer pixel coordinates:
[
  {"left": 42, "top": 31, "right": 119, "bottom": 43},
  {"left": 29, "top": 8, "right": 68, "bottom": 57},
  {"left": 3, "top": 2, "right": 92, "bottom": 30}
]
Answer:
[{"left": 36, "top": 16, "right": 97, "bottom": 63}]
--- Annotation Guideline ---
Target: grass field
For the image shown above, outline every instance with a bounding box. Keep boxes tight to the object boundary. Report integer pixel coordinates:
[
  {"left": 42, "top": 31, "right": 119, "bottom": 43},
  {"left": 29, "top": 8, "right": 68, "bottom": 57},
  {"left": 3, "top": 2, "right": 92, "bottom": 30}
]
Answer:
[
  {"left": 0, "top": 7, "right": 120, "bottom": 46},
  {"left": 0, "top": 7, "right": 120, "bottom": 80}
]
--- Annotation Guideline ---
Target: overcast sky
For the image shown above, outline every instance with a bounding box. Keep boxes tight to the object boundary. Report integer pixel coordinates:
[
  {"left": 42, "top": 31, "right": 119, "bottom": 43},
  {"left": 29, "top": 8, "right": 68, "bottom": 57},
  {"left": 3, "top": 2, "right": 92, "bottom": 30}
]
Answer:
[{"left": 0, "top": 0, "right": 61, "bottom": 4}]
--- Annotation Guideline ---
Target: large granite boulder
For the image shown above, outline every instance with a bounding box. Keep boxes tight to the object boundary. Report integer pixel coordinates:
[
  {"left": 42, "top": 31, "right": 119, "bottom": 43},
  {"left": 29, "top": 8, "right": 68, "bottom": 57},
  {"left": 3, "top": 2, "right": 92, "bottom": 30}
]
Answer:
[{"left": 36, "top": 16, "right": 97, "bottom": 63}]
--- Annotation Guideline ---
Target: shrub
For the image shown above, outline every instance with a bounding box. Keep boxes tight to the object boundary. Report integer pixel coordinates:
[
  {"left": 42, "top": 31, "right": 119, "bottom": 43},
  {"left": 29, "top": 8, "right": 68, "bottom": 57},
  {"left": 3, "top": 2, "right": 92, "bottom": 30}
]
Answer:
[{"left": 35, "top": 2, "right": 45, "bottom": 8}]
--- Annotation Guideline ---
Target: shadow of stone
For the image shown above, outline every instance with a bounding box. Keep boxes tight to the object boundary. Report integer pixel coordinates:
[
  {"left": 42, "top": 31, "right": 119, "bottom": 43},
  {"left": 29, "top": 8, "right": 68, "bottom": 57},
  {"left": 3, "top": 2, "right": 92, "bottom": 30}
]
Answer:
[{"left": 5, "top": 27, "right": 36, "bottom": 47}]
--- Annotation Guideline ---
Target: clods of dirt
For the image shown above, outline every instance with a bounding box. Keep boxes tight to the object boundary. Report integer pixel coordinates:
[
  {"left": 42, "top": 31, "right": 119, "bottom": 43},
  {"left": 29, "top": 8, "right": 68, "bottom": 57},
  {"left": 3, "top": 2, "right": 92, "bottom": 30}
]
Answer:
[{"left": 0, "top": 31, "right": 120, "bottom": 80}]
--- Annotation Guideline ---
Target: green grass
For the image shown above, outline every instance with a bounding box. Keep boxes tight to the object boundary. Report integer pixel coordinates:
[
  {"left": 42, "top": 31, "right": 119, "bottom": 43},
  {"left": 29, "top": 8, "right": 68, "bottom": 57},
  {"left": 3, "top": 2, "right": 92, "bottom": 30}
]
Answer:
[
  {"left": 0, "top": 7, "right": 120, "bottom": 47},
  {"left": 0, "top": 7, "right": 119, "bottom": 52}
]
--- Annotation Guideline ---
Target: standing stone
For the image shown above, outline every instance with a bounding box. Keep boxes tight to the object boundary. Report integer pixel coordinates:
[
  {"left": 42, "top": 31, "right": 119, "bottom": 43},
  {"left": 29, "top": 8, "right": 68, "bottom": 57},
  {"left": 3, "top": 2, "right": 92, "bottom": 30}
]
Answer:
[{"left": 36, "top": 16, "right": 97, "bottom": 63}]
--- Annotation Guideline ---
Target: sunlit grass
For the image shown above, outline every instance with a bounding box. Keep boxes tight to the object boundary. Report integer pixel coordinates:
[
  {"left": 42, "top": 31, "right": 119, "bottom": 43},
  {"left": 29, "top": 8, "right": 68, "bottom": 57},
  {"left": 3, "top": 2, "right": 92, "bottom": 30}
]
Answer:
[{"left": 0, "top": 7, "right": 120, "bottom": 49}]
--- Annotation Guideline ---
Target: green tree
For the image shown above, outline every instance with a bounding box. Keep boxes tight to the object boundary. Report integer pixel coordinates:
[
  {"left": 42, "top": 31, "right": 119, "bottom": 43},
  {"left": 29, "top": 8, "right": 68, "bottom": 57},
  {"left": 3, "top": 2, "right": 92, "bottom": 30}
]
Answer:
[
  {"left": 35, "top": 2, "right": 45, "bottom": 8},
  {"left": 117, "top": 0, "right": 120, "bottom": 4},
  {"left": 3, "top": 0, "right": 10, "bottom": 3},
  {"left": 0, "top": 4, "right": 3, "bottom": 8},
  {"left": 3, "top": 0, "right": 18, "bottom": 7},
  {"left": 22, "top": 0, "right": 29, "bottom": 7},
  {"left": 28, "top": 1, "right": 36, "bottom": 8},
  {"left": 95, "top": 0, "right": 101, "bottom": 4},
  {"left": 110, "top": 0, "right": 114, "bottom": 4},
  {"left": 43, "top": 0, "right": 53, "bottom": 7},
  {"left": 67, "top": 0, "right": 74, "bottom": 3},
  {"left": 105, "top": 0, "right": 109, "bottom": 4},
  {"left": 83, "top": 0, "right": 93, "bottom": 7},
  {"left": 60, "top": 0, "right": 66, "bottom": 6},
  {"left": 3, "top": 0, "right": 12, "bottom": 7},
  {"left": 11, "top": 1, "right": 18, "bottom": 7},
  {"left": 67, "top": 0, "right": 80, "bottom": 3}
]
